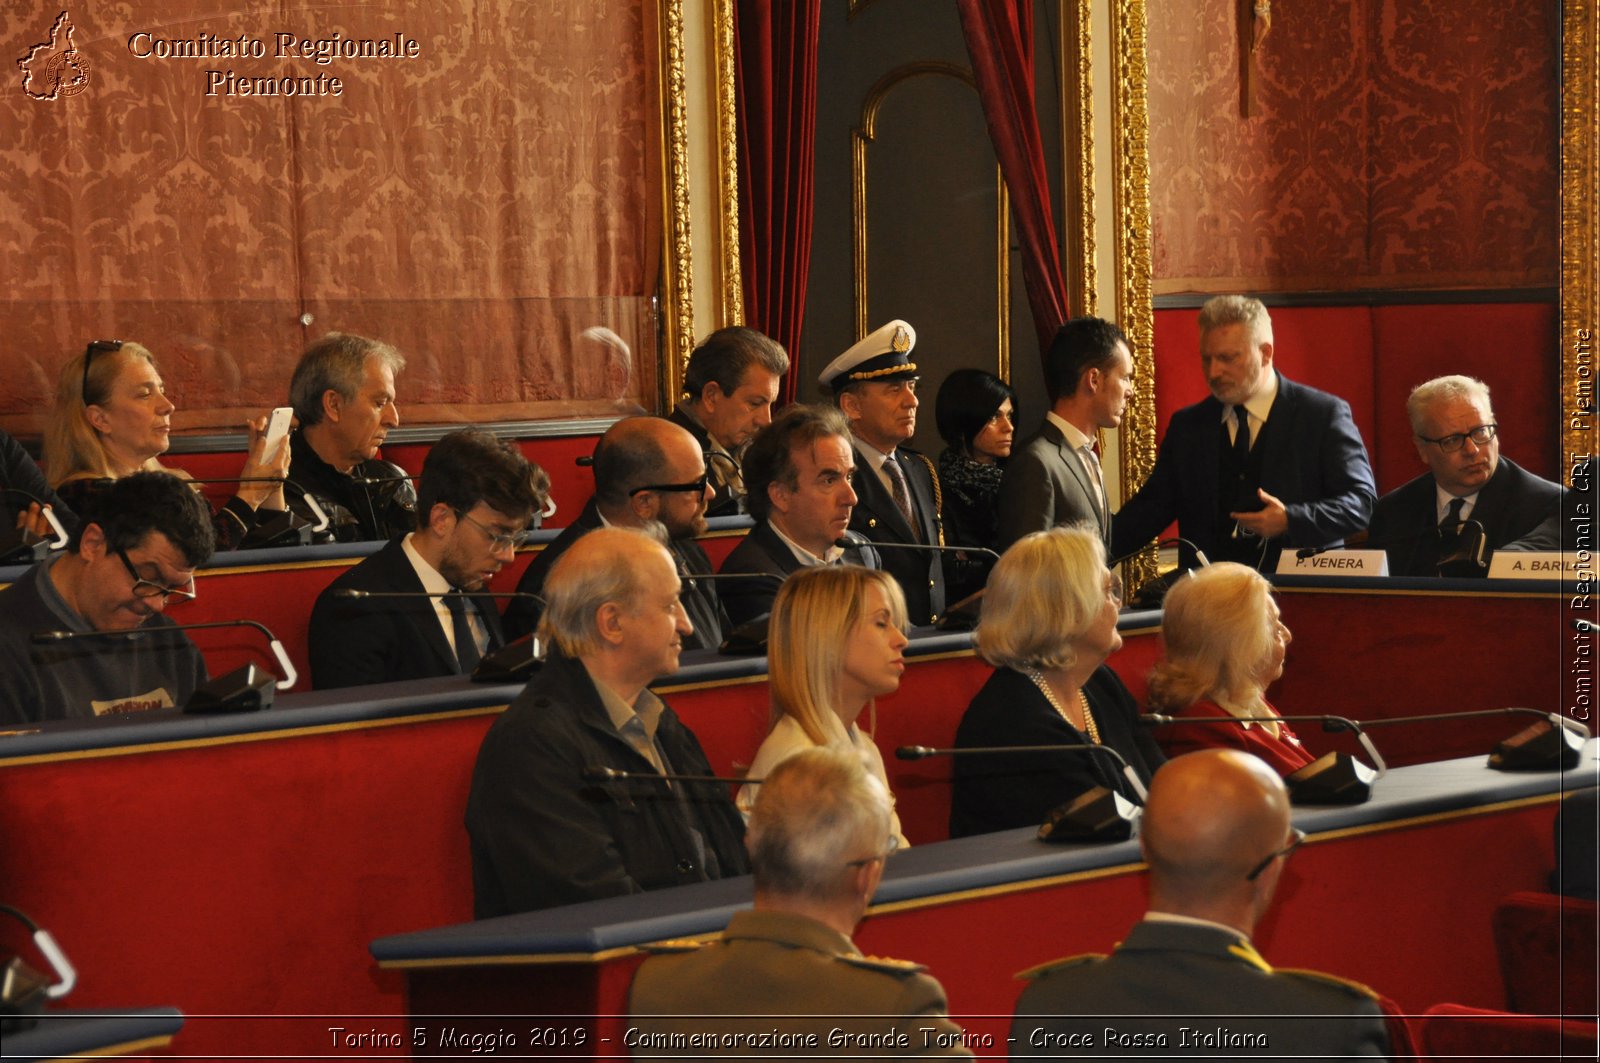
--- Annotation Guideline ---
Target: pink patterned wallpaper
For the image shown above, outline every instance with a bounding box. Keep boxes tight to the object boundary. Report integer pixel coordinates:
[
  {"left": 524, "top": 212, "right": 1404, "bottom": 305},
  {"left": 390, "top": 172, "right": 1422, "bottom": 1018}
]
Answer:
[
  {"left": 1, "top": 1, "right": 658, "bottom": 435},
  {"left": 1148, "top": 0, "right": 1559, "bottom": 293}
]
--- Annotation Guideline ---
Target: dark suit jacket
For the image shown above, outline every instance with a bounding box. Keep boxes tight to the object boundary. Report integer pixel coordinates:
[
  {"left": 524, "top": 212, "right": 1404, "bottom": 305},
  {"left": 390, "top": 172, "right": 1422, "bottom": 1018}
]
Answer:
[
  {"left": 668, "top": 405, "right": 742, "bottom": 517},
  {"left": 1113, "top": 374, "right": 1376, "bottom": 568},
  {"left": 1366, "top": 456, "right": 1564, "bottom": 577},
  {"left": 464, "top": 650, "right": 749, "bottom": 917},
  {"left": 716, "top": 521, "right": 881, "bottom": 626},
  {"left": 1012, "top": 920, "right": 1390, "bottom": 1059},
  {"left": 847, "top": 440, "right": 946, "bottom": 625},
  {"left": 996, "top": 419, "right": 1108, "bottom": 552},
  {"left": 308, "top": 537, "right": 504, "bottom": 689},
  {"left": 503, "top": 498, "right": 726, "bottom": 650}
]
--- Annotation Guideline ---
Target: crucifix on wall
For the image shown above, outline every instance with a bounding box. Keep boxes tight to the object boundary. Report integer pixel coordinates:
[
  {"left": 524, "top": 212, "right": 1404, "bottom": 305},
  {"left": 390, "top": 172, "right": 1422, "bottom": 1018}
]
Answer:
[{"left": 1239, "top": 0, "right": 1272, "bottom": 116}]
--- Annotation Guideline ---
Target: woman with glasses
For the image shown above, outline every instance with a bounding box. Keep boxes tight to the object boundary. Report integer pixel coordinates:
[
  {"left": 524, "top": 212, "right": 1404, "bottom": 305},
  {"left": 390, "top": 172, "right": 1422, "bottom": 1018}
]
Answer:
[
  {"left": 934, "top": 368, "right": 1016, "bottom": 603},
  {"left": 950, "top": 525, "right": 1163, "bottom": 837},
  {"left": 1145, "top": 563, "right": 1313, "bottom": 776},
  {"left": 737, "top": 565, "right": 912, "bottom": 848},
  {"left": 43, "top": 340, "right": 292, "bottom": 550}
]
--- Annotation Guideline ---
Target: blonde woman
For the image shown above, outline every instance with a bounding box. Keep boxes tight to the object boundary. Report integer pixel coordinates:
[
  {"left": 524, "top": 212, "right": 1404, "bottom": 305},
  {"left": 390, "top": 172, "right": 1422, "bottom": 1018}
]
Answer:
[
  {"left": 45, "top": 340, "right": 290, "bottom": 549},
  {"left": 1146, "top": 562, "right": 1312, "bottom": 775},
  {"left": 737, "top": 565, "right": 912, "bottom": 848},
  {"left": 951, "top": 526, "right": 1163, "bottom": 837}
]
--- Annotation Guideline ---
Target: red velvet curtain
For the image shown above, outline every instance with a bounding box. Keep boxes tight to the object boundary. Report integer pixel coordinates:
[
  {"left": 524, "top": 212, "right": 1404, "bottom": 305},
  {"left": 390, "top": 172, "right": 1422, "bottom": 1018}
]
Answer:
[
  {"left": 735, "top": 0, "right": 821, "bottom": 402},
  {"left": 957, "top": 0, "right": 1071, "bottom": 357}
]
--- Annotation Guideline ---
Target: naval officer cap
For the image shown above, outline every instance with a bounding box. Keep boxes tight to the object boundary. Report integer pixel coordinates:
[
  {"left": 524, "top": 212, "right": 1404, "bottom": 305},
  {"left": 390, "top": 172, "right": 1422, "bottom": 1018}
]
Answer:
[{"left": 819, "top": 320, "right": 918, "bottom": 393}]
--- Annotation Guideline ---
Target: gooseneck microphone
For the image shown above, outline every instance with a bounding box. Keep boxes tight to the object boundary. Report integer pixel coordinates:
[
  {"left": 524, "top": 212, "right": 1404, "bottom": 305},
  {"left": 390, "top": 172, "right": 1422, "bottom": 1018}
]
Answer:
[
  {"left": 581, "top": 765, "right": 756, "bottom": 786},
  {"left": 1141, "top": 713, "right": 1386, "bottom": 804},
  {"left": 33, "top": 618, "right": 299, "bottom": 691},
  {"left": 841, "top": 539, "right": 1001, "bottom": 562}
]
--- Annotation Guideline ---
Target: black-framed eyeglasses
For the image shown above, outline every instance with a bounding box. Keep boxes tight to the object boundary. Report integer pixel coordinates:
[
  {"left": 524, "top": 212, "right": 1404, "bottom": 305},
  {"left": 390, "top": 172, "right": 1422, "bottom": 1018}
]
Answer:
[
  {"left": 1417, "top": 423, "right": 1497, "bottom": 454},
  {"left": 82, "top": 340, "right": 123, "bottom": 405},
  {"left": 1245, "top": 827, "right": 1306, "bottom": 882},
  {"left": 628, "top": 472, "right": 710, "bottom": 498},
  {"left": 114, "top": 546, "right": 197, "bottom": 604},
  {"left": 846, "top": 833, "right": 902, "bottom": 868},
  {"left": 455, "top": 510, "right": 527, "bottom": 553}
]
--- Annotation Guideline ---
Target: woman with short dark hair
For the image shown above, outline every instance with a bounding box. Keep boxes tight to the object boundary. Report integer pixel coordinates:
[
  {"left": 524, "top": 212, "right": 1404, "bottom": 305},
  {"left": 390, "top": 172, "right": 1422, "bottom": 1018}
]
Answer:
[{"left": 934, "top": 368, "right": 1015, "bottom": 602}]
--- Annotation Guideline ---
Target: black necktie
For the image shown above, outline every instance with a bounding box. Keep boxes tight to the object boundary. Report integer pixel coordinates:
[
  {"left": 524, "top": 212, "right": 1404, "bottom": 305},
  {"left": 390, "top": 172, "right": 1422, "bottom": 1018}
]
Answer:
[
  {"left": 444, "top": 590, "right": 481, "bottom": 672},
  {"left": 1439, "top": 497, "right": 1466, "bottom": 534},
  {"left": 1232, "top": 406, "right": 1252, "bottom": 460}
]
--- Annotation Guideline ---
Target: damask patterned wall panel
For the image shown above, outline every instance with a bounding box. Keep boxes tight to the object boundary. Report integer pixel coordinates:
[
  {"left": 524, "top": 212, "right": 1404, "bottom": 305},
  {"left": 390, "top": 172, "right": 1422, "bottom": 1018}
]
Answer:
[
  {"left": 1, "top": 0, "right": 657, "bottom": 436},
  {"left": 1147, "top": 0, "right": 1558, "bottom": 293}
]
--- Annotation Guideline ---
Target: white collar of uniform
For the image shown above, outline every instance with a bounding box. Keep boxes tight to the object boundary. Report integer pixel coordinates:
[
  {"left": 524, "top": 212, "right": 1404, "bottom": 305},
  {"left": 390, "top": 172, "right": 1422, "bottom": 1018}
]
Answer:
[
  {"left": 1048, "top": 410, "right": 1096, "bottom": 451},
  {"left": 769, "top": 517, "right": 844, "bottom": 566},
  {"left": 1219, "top": 370, "right": 1281, "bottom": 427}
]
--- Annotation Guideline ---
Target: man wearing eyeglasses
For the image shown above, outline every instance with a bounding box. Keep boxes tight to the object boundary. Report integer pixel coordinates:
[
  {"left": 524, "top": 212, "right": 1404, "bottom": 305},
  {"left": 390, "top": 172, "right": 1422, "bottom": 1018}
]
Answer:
[
  {"left": 1012, "top": 749, "right": 1391, "bottom": 1058},
  {"left": 504, "top": 416, "right": 728, "bottom": 650},
  {"left": 1366, "top": 375, "right": 1563, "bottom": 577},
  {"left": 308, "top": 429, "right": 544, "bottom": 689},
  {"left": 0, "top": 472, "right": 215, "bottom": 725},
  {"left": 628, "top": 746, "right": 973, "bottom": 1057}
]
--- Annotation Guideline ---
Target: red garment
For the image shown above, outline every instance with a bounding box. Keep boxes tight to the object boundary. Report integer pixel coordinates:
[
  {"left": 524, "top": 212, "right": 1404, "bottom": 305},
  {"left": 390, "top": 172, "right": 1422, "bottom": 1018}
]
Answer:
[{"left": 1152, "top": 699, "right": 1316, "bottom": 776}]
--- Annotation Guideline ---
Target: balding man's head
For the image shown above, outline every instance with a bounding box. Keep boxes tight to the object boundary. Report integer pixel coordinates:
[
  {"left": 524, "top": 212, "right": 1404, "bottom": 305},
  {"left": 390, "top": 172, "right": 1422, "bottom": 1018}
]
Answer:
[
  {"left": 1140, "top": 750, "right": 1293, "bottom": 930},
  {"left": 538, "top": 527, "right": 689, "bottom": 671},
  {"left": 593, "top": 416, "right": 711, "bottom": 538}
]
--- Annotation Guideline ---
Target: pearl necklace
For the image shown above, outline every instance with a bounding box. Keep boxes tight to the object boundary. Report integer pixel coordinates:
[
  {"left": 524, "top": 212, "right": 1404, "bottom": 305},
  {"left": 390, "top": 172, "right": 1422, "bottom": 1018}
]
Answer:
[{"left": 1023, "top": 669, "right": 1101, "bottom": 745}]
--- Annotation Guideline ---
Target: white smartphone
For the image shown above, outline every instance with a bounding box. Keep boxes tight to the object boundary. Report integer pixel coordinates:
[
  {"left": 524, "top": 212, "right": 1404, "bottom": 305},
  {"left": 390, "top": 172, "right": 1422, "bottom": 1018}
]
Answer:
[{"left": 261, "top": 406, "right": 294, "bottom": 461}]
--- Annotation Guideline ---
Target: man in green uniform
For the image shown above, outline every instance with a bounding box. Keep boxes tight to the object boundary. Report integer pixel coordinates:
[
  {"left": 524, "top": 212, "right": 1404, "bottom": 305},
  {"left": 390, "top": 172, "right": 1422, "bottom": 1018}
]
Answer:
[{"left": 627, "top": 746, "right": 974, "bottom": 1058}]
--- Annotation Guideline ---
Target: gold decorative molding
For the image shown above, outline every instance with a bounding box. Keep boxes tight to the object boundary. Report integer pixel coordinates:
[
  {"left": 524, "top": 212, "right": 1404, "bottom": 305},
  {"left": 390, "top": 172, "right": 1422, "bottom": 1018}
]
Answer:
[
  {"left": 1562, "top": 0, "right": 1599, "bottom": 479},
  {"left": 853, "top": 61, "right": 1009, "bottom": 362},
  {"left": 658, "top": 0, "right": 694, "bottom": 408},
  {"left": 1111, "top": 0, "right": 1158, "bottom": 591},
  {"left": 712, "top": 0, "right": 744, "bottom": 327},
  {"left": 996, "top": 172, "right": 1012, "bottom": 382},
  {"left": 1060, "top": 0, "right": 1098, "bottom": 318}
]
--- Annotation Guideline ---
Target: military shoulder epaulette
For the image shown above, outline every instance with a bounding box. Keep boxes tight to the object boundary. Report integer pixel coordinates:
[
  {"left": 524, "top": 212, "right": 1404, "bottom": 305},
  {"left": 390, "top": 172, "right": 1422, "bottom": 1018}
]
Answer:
[
  {"left": 1277, "top": 967, "right": 1382, "bottom": 1000},
  {"left": 839, "top": 953, "right": 927, "bottom": 976},
  {"left": 1015, "top": 953, "right": 1106, "bottom": 981}
]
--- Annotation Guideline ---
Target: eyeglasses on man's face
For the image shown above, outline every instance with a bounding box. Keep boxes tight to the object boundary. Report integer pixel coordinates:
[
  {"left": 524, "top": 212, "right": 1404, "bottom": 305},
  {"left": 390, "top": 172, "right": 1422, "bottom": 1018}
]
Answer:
[
  {"left": 455, "top": 509, "right": 527, "bottom": 553},
  {"left": 1245, "top": 826, "right": 1306, "bottom": 882},
  {"left": 1417, "top": 423, "right": 1497, "bottom": 454},
  {"left": 114, "top": 545, "right": 196, "bottom": 605}
]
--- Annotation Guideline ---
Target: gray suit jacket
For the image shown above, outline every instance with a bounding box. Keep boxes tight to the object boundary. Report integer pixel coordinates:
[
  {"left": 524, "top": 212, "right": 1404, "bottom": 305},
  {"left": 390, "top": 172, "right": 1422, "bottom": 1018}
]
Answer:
[
  {"left": 1011, "top": 920, "right": 1391, "bottom": 1059},
  {"left": 996, "top": 419, "right": 1108, "bottom": 552}
]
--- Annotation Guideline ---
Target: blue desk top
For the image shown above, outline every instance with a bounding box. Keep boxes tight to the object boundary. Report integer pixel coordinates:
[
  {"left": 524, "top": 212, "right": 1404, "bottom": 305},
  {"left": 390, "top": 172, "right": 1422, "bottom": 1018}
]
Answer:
[
  {"left": 2, "top": 1007, "right": 184, "bottom": 1063},
  {"left": 368, "top": 744, "right": 1600, "bottom": 965}
]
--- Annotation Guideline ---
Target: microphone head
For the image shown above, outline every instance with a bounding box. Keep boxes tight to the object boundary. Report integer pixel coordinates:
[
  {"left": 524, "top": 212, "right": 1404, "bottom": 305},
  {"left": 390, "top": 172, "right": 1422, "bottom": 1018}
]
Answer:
[
  {"left": 334, "top": 589, "right": 368, "bottom": 599},
  {"left": 581, "top": 765, "right": 623, "bottom": 783},
  {"left": 894, "top": 745, "right": 933, "bottom": 760}
]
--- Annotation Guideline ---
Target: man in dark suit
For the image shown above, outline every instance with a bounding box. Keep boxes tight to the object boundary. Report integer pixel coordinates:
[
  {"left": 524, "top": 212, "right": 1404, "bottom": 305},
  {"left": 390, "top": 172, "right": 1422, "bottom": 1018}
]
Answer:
[
  {"left": 821, "top": 320, "right": 945, "bottom": 626},
  {"left": 466, "top": 527, "right": 749, "bottom": 917},
  {"left": 668, "top": 326, "right": 789, "bottom": 517},
  {"left": 503, "top": 416, "right": 729, "bottom": 649},
  {"left": 628, "top": 747, "right": 971, "bottom": 1057},
  {"left": 1012, "top": 749, "right": 1391, "bottom": 1058},
  {"left": 997, "top": 317, "right": 1133, "bottom": 552},
  {"left": 308, "top": 430, "right": 542, "bottom": 689},
  {"left": 1367, "top": 375, "right": 1564, "bottom": 576},
  {"left": 1113, "top": 296, "right": 1376, "bottom": 569},
  {"left": 718, "top": 404, "right": 880, "bottom": 626}
]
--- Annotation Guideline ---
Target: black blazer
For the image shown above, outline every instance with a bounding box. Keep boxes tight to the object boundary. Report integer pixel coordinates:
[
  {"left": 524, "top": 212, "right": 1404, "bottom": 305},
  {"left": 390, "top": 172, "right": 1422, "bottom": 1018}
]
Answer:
[
  {"left": 1366, "top": 456, "right": 1564, "bottom": 576},
  {"left": 716, "top": 521, "right": 881, "bottom": 627},
  {"left": 1113, "top": 374, "right": 1376, "bottom": 568},
  {"left": 1012, "top": 920, "right": 1391, "bottom": 1058},
  {"left": 465, "top": 650, "right": 750, "bottom": 917},
  {"left": 668, "top": 406, "right": 741, "bottom": 517},
  {"left": 846, "top": 441, "right": 946, "bottom": 625},
  {"left": 308, "top": 537, "right": 504, "bottom": 689}
]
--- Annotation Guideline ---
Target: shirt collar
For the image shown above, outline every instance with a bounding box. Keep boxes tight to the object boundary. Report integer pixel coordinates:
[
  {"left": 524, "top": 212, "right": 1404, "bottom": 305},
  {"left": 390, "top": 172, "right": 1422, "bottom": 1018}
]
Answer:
[
  {"left": 852, "top": 435, "right": 896, "bottom": 467},
  {"left": 1220, "top": 370, "right": 1280, "bottom": 426},
  {"left": 400, "top": 532, "right": 452, "bottom": 594},
  {"left": 1048, "top": 410, "right": 1096, "bottom": 450},
  {"left": 589, "top": 663, "right": 666, "bottom": 741},
  {"left": 768, "top": 518, "right": 844, "bottom": 566},
  {"left": 1434, "top": 484, "right": 1480, "bottom": 513}
]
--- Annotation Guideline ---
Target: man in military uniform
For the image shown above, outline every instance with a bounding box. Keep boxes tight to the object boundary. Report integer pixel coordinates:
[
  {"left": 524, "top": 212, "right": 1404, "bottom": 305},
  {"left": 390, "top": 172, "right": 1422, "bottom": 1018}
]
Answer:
[
  {"left": 822, "top": 320, "right": 945, "bottom": 626},
  {"left": 1012, "top": 749, "right": 1392, "bottom": 1059},
  {"left": 627, "top": 746, "right": 973, "bottom": 1058}
]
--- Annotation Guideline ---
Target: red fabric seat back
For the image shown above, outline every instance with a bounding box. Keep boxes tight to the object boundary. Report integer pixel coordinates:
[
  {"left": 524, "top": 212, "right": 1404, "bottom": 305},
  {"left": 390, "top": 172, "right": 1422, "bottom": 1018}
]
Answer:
[{"left": 1492, "top": 890, "right": 1599, "bottom": 1015}]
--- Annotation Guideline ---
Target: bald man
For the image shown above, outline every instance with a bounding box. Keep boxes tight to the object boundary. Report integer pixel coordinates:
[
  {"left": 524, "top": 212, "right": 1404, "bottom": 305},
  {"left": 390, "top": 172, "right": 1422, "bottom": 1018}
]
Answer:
[
  {"left": 1012, "top": 750, "right": 1391, "bottom": 1059},
  {"left": 503, "top": 416, "right": 729, "bottom": 648},
  {"left": 466, "top": 528, "right": 749, "bottom": 917}
]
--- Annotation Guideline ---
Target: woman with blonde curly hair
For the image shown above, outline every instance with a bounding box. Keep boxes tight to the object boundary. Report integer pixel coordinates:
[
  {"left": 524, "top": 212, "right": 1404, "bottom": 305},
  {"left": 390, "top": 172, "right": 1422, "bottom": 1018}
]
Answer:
[
  {"left": 44, "top": 340, "right": 290, "bottom": 549},
  {"left": 950, "top": 525, "right": 1163, "bottom": 837},
  {"left": 737, "top": 565, "right": 912, "bottom": 847},
  {"left": 1146, "top": 562, "right": 1313, "bottom": 775}
]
